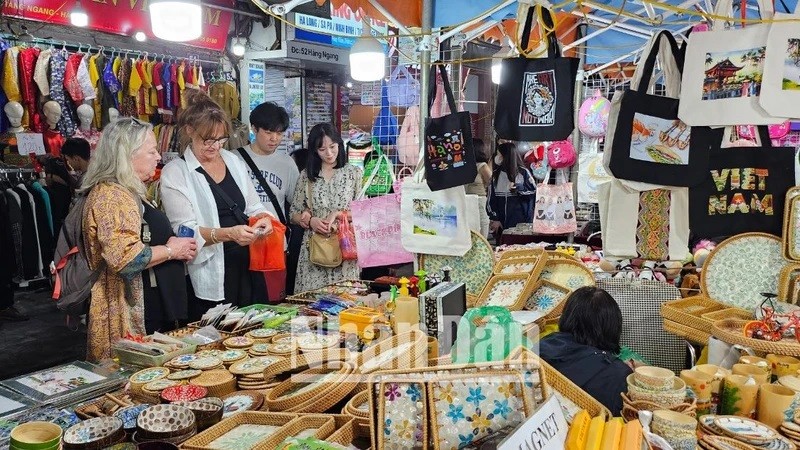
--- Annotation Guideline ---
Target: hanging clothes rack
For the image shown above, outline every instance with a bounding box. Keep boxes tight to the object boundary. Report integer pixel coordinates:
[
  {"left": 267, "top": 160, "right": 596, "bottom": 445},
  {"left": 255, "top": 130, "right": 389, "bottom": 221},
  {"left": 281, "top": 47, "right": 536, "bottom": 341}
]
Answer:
[{"left": 0, "top": 35, "right": 221, "bottom": 66}]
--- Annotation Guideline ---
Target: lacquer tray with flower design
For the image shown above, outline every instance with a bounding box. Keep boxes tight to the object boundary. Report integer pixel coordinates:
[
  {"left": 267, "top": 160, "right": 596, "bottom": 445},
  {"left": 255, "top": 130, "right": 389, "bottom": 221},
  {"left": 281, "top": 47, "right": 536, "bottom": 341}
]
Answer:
[
  {"left": 478, "top": 273, "right": 536, "bottom": 311},
  {"left": 420, "top": 231, "right": 494, "bottom": 297},
  {"left": 701, "top": 233, "right": 785, "bottom": 310}
]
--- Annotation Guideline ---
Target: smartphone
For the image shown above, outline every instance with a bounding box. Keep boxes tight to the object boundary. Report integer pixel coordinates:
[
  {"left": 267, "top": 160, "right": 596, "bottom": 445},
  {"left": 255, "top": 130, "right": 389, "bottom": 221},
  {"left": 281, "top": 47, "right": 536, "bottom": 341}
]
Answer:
[{"left": 177, "top": 225, "right": 195, "bottom": 238}]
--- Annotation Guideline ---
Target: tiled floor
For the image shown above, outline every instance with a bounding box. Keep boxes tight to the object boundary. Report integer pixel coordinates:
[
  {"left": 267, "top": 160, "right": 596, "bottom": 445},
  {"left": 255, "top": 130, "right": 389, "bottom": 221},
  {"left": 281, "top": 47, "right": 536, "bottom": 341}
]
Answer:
[{"left": 0, "top": 285, "right": 87, "bottom": 380}]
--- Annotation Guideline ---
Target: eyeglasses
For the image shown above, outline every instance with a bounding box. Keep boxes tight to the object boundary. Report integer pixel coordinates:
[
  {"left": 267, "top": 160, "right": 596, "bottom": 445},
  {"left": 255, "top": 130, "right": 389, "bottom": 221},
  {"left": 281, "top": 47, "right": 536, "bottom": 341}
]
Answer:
[{"left": 203, "top": 137, "right": 229, "bottom": 147}]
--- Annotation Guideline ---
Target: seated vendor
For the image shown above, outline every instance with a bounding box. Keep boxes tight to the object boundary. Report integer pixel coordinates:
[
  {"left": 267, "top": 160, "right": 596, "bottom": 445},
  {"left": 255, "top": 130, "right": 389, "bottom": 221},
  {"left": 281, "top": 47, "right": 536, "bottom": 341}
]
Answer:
[{"left": 539, "top": 286, "right": 632, "bottom": 415}]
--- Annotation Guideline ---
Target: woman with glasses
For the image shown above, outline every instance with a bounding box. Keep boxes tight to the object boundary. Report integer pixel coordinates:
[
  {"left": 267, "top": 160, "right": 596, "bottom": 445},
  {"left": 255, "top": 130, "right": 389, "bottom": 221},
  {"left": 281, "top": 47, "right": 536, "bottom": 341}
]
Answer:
[
  {"left": 290, "top": 123, "right": 362, "bottom": 293},
  {"left": 81, "top": 118, "right": 197, "bottom": 361},
  {"left": 161, "top": 91, "right": 274, "bottom": 319}
]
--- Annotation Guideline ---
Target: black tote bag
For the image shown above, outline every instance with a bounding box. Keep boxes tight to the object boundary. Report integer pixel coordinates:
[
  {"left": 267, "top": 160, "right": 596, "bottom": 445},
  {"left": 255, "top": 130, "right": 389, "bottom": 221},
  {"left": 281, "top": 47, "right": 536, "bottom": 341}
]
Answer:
[
  {"left": 607, "top": 31, "right": 711, "bottom": 188},
  {"left": 689, "top": 127, "right": 795, "bottom": 239},
  {"left": 493, "top": 5, "right": 579, "bottom": 141},
  {"left": 424, "top": 64, "right": 477, "bottom": 192}
]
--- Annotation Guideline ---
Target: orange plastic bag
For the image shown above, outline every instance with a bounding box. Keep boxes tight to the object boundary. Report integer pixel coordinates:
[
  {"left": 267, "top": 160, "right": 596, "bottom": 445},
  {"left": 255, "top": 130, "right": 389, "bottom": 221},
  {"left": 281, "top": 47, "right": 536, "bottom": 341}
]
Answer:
[
  {"left": 249, "top": 216, "right": 286, "bottom": 272},
  {"left": 338, "top": 213, "right": 358, "bottom": 261}
]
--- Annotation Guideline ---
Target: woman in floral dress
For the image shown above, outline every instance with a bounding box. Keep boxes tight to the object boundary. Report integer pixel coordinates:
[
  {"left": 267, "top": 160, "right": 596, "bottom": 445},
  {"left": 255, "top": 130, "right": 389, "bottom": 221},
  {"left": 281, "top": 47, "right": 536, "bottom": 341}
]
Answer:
[{"left": 290, "top": 123, "right": 362, "bottom": 293}]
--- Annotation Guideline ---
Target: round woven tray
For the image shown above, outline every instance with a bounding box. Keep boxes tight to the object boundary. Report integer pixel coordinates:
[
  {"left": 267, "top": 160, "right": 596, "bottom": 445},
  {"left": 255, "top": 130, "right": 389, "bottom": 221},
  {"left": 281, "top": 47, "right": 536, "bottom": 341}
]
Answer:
[
  {"left": 712, "top": 319, "right": 800, "bottom": 356},
  {"left": 660, "top": 296, "right": 725, "bottom": 333},
  {"left": 344, "top": 390, "right": 370, "bottom": 419},
  {"left": 355, "top": 329, "right": 427, "bottom": 374},
  {"left": 663, "top": 319, "right": 712, "bottom": 345},
  {"left": 190, "top": 369, "right": 237, "bottom": 398},
  {"left": 263, "top": 348, "right": 351, "bottom": 379},
  {"left": 265, "top": 362, "right": 357, "bottom": 413}
]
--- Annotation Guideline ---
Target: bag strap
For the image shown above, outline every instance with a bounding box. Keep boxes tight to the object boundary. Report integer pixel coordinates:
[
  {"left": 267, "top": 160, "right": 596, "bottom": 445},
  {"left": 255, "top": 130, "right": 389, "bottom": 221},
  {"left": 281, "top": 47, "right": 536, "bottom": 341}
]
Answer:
[
  {"left": 427, "top": 63, "right": 458, "bottom": 117},
  {"left": 631, "top": 31, "right": 683, "bottom": 97},
  {"left": 519, "top": 4, "right": 560, "bottom": 58},
  {"left": 194, "top": 165, "right": 249, "bottom": 225},
  {"left": 236, "top": 147, "right": 287, "bottom": 225},
  {"left": 712, "top": 0, "right": 774, "bottom": 28}
]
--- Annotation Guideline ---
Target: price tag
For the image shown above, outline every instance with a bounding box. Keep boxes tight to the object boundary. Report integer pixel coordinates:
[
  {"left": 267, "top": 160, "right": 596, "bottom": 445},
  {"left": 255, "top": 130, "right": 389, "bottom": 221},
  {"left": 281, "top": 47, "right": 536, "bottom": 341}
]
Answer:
[
  {"left": 498, "top": 396, "right": 568, "bottom": 450},
  {"left": 15, "top": 133, "right": 46, "bottom": 156}
]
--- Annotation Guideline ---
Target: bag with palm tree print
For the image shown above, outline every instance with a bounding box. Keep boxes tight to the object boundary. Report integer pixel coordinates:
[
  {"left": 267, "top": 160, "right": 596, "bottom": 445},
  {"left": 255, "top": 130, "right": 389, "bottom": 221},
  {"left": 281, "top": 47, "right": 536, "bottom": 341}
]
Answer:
[
  {"left": 399, "top": 178, "right": 471, "bottom": 257},
  {"left": 679, "top": 0, "right": 784, "bottom": 127}
]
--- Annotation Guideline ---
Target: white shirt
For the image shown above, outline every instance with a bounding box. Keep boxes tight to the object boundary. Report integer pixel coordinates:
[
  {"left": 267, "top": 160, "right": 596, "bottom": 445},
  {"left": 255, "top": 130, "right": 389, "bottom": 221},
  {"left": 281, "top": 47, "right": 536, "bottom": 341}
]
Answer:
[
  {"left": 160, "top": 148, "right": 270, "bottom": 301},
  {"left": 236, "top": 145, "right": 299, "bottom": 220}
]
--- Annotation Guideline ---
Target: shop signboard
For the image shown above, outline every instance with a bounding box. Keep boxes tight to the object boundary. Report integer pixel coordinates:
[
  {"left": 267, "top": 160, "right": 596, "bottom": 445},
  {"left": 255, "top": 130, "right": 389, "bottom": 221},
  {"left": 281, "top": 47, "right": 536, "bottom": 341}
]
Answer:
[
  {"left": 497, "top": 396, "right": 568, "bottom": 450},
  {"left": 1, "top": 0, "right": 233, "bottom": 52},
  {"left": 294, "top": 2, "right": 388, "bottom": 49},
  {"left": 286, "top": 40, "right": 348, "bottom": 66},
  {"left": 247, "top": 61, "right": 266, "bottom": 119}
]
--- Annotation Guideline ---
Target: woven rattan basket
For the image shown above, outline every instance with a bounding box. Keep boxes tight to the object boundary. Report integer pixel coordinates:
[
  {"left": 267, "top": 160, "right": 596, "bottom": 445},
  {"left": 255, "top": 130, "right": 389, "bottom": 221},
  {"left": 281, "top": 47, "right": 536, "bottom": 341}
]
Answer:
[
  {"left": 355, "top": 330, "right": 427, "bottom": 374},
  {"left": 660, "top": 296, "right": 726, "bottom": 333},
  {"left": 493, "top": 255, "right": 546, "bottom": 276},
  {"left": 190, "top": 369, "right": 237, "bottom": 398},
  {"left": 265, "top": 362, "right": 357, "bottom": 413},
  {"left": 497, "top": 248, "right": 545, "bottom": 261},
  {"left": 663, "top": 319, "right": 711, "bottom": 345},
  {"left": 343, "top": 390, "right": 370, "bottom": 419},
  {"left": 263, "top": 348, "right": 350, "bottom": 380},
  {"left": 251, "top": 415, "right": 335, "bottom": 449},
  {"left": 325, "top": 418, "right": 357, "bottom": 446},
  {"left": 712, "top": 319, "right": 800, "bottom": 356},
  {"left": 477, "top": 273, "right": 537, "bottom": 311},
  {"left": 181, "top": 411, "right": 297, "bottom": 450}
]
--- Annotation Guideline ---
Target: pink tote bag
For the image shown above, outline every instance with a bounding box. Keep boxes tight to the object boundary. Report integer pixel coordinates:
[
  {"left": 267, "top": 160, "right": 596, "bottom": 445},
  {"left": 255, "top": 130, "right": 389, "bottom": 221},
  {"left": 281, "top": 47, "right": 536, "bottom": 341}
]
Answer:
[{"left": 350, "top": 193, "right": 414, "bottom": 268}]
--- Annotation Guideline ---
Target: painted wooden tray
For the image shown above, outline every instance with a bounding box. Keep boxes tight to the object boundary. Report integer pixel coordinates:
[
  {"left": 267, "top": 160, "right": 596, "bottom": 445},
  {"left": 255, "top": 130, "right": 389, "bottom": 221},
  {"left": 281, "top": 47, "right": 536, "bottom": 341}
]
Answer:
[
  {"left": 701, "top": 233, "right": 785, "bottom": 310},
  {"left": 478, "top": 273, "right": 535, "bottom": 311},
  {"left": 420, "top": 231, "right": 494, "bottom": 297}
]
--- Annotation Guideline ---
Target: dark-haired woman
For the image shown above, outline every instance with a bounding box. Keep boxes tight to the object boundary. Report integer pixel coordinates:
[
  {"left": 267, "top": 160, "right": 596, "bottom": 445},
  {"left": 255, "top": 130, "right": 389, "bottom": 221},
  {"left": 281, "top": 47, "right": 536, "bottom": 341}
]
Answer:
[
  {"left": 487, "top": 142, "right": 536, "bottom": 239},
  {"left": 290, "top": 123, "right": 362, "bottom": 293},
  {"left": 539, "top": 287, "right": 632, "bottom": 416}
]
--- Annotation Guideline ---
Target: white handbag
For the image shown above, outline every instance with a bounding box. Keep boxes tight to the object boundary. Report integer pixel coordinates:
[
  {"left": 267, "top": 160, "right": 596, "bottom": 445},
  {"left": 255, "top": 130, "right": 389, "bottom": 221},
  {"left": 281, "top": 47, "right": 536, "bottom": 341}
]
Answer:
[
  {"left": 577, "top": 141, "right": 611, "bottom": 204},
  {"left": 597, "top": 179, "right": 690, "bottom": 261},
  {"left": 679, "top": 0, "right": 785, "bottom": 126},
  {"left": 760, "top": 2, "right": 800, "bottom": 118},
  {"left": 400, "top": 178, "right": 471, "bottom": 257}
]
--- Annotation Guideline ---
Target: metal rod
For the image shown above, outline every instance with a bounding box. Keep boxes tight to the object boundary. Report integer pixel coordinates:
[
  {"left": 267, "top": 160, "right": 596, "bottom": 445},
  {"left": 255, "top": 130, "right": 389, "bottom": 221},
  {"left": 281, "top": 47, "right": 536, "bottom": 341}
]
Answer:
[
  {"left": 568, "top": 23, "right": 587, "bottom": 245},
  {"left": 200, "top": 2, "right": 262, "bottom": 18},
  {"left": 439, "top": 0, "right": 516, "bottom": 41},
  {"left": 585, "top": 48, "right": 643, "bottom": 77},
  {"left": 366, "top": 0, "right": 412, "bottom": 36},
  {"left": 418, "top": 0, "right": 433, "bottom": 172}
]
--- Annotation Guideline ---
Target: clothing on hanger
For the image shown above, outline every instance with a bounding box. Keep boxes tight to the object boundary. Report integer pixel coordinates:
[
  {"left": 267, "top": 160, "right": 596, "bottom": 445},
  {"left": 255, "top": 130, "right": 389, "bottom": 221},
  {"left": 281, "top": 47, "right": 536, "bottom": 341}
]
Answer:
[
  {"left": 209, "top": 81, "right": 240, "bottom": 121},
  {"left": 162, "top": 62, "right": 172, "bottom": 111},
  {"left": 72, "top": 127, "right": 101, "bottom": 151},
  {"left": 64, "top": 52, "right": 85, "bottom": 104},
  {"left": 44, "top": 127, "right": 65, "bottom": 156},
  {"left": 33, "top": 49, "right": 52, "bottom": 97},
  {"left": 17, "top": 47, "right": 42, "bottom": 133},
  {"left": 49, "top": 51, "right": 77, "bottom": 137}
]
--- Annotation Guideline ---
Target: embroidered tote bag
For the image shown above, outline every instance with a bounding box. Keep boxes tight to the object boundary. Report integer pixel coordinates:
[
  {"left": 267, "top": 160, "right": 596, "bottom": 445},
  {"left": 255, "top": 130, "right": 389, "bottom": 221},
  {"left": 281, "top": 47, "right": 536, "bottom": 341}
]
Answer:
[
  {"left": 605, "top": 31, "right": 710, "bottom": 188},
  {"left": 424, "top": 64, "right": 477, "bottom": 192},
  {"left": 760, "top": 2, "right": 800, "bottom": 119},
  {"left": 494, "top": 5, "right": 579, "bottom": 141},
  {"left": 532, "top": 169, "right": 577, "bottom": 235},
  {"left": 679, "top": 0, "right": 785, "bottom": 126},
  {"left": 689, "top": 126, "right": 795, "bottom": 238},
  {"left": 387, "top": 64, "right": 420, "bottom": 108},
  {"left": 400, "top": 177, "right": 471, "bottom": 257},
  {"left": 597, "top": 179, "right": 689, "bottom": 261}
]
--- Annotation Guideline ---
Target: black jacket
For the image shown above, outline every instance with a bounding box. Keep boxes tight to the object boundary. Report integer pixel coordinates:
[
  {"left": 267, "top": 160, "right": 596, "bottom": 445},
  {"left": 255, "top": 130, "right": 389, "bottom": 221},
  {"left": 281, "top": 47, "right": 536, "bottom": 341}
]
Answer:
[{"left": 539, "top": 332, "right": 632, "bottom": 416}]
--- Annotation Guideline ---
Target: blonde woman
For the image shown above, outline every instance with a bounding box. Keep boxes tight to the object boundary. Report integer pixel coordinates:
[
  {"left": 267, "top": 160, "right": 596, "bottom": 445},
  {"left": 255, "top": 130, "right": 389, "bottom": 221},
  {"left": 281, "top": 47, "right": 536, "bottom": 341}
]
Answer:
[
  {"left": 81, "top": 118, "right": 197, "bottom": 362},
  {"left": 160, "top": 91, "right": 274, "bottom": 319}
]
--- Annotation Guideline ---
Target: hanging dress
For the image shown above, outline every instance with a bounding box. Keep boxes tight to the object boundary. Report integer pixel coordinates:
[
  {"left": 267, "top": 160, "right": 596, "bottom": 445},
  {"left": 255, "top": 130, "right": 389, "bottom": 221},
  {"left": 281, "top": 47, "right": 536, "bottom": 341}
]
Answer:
[
  {"left": 49, "top": 51, "right": 77, "bottom": 137},
  {"left": 18, "top": 47, "right": 42, "bottom": 133}
]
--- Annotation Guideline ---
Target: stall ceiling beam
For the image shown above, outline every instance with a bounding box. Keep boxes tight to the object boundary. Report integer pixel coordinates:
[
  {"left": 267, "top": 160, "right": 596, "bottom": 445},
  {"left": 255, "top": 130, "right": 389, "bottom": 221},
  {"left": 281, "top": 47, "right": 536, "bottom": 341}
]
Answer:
[
  {"left": 573, "top": 13, "right": 653, "bottom": 38},
  {"left": 585, "top": 48, "right": 643, "bottom": 77},
  {"left": 457, "top": 19, "right": 499, "bottom": 46},
  {"left": 439, "top": 0, "right": 516, "bottom": 42},
  {"left": 366, "top": 0, "right": 412, "bottom": 36}
]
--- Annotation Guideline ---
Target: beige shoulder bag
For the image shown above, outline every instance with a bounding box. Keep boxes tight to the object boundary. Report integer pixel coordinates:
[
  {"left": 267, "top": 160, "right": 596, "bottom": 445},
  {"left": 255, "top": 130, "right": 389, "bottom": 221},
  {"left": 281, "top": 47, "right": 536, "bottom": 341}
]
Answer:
[{"left": 307, "top": 182, "right": 342, "bottom": 268}]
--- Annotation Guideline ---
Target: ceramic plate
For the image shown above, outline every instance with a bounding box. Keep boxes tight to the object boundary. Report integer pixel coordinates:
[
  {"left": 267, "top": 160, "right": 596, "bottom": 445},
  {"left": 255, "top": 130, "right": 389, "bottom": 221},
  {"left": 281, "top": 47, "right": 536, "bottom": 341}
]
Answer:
[
  {"left": 218, "top": 350, "right": 247, "bottom": 363},
  {"left": 221, "top": 392, "right": 263, "bottom": 418},
  {"left": 700, "top": 415, "right": 725, "bottom": 435},
  {"left": 130, "top": 367, "right": 170, "bottom": 384},
  {"left": 229, "top": 356, "right": 282, "bottom": 375},
  {"left": 250, "top": 343, "right": 271, "bottom": 354},
  {"left": 113, "top": 404, "right": 150, "bottom": 430},
  {"left": 702, "top": 233, "right": 784, "bottom": 310},
  {"left": 421, "top": 231, "right": 494, "bottom": 297},
  {"left": 223, "top": 336, "right": 254, "bottom": 348},
  {"left": 247, "top": 329, "right": 278, "bottom": 339},
  {"left": 714, "top": 416, "right": 778, "bottom": 444},
  {"left": 143, "top": 379, "right": 180, "bottom": 391},
  {"left": 167, "top": 369, "right": 202, "bottom": 381},
  {"left": 160, "top": 384, "right": 208, "bottom": 403},
  {"left": 189, "top": 357, "right": 223, "bottom": 370},
  {"left": 702, "top": 436, "right": 754, "bottom": 450},
  {"left": 540, "top": 260, "right": 596, "bottom": 290},
  {"left": 63, "top": 416, "right": 123, "bottom": 444},
  {"left": 761, "top": 436, "right": 797, "bottom": 450}
]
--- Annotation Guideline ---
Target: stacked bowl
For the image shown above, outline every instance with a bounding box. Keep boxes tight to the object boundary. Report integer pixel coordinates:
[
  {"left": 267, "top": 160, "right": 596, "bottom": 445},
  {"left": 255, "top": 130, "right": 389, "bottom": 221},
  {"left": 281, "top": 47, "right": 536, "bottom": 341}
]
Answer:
[
  {"left": 62, "top": 417, "right": 125, "bottom": 450},
  {"left": 627, "top": 366, "right": 689, "bottom": 409},
  {"left": 133, "top": 404, "right": 197, "bottom": 445},
  {"left": 9, "top": 422, "right": 63, "bottom": 450}
]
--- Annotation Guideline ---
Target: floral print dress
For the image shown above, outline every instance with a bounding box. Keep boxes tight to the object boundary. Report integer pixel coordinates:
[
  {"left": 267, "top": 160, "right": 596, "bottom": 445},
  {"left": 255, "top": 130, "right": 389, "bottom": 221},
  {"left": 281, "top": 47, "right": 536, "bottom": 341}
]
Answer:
[{"left": 290, "top": 164, "right": 363, "bottom": 293}]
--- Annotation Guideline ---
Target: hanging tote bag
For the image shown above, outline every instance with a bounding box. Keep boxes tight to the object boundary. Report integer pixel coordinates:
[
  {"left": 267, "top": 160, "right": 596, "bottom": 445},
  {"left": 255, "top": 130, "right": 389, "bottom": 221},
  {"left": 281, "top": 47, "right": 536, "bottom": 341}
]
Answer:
[
  {"left": 605, "top": 31, "right": 710, "bottom": 188},
  {"left": 577, "top": 143, "right": 611, "bottom": 204},
  {"left": 760, "top": 2, "right": 800, "bottom": 119},
  {"left": 397, "top": 105, "right": 421, "bottom": 166},
  {"left": 494, "top": 4, "right": 580, "bottom": 141},
  {"left": 400, "top": 176, "right": 471, "bottom": 257},
  {"left": 597, "top": 179, "right": 690, "bottom": 261},
  {"left": 679, "top": 0, "right": 785, "bottom": 126},
  {"left": 372, "top": 83, "right": 399, "bottom": 146},
  {"left": 387, "top": 64, "right": 420, "bottom": 108},
  {"left": 361, "top": 146, "right": 395, "bottom": 197},
  {"left": 350, "top": 192, "right": 414, "bottom": 269},
  {"left": 423, "top": 64, "right": 477, "bottom": 191},
  {"left": 532, "top": 169, "right": 577, "bottom": 235},
  {"left": 689, "top": 126, "right": 795, "bottom": 239}
]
